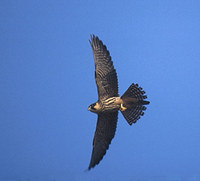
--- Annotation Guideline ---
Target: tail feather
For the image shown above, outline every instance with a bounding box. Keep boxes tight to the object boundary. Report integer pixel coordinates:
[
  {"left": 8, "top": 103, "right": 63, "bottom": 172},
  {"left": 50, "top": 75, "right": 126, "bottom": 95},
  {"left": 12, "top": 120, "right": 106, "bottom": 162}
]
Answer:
[
  {"left": 122, "top": 83, "right": 147, "bottom": 100},
  {"left": 137, "top": 100, "right": 150, "bottom": 105},
  {"left": 121, "top": 83, "right": 150, "bottom": 125},
  {"left": 121, "top": 106, "right": 143, "bottom": 125}
]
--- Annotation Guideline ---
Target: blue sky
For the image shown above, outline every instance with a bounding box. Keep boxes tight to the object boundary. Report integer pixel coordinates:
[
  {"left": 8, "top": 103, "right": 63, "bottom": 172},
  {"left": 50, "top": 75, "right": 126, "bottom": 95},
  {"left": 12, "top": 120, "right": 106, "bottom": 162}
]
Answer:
[{"left": 1, "top": 0, "right": 200, "bottom": 180}]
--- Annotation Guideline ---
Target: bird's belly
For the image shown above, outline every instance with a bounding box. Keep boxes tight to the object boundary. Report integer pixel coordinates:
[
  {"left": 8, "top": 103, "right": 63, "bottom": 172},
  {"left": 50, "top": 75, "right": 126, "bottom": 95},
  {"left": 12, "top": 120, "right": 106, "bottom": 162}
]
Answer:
[{"left": 101, "top": 97, "right": 121, "bottom": 112}]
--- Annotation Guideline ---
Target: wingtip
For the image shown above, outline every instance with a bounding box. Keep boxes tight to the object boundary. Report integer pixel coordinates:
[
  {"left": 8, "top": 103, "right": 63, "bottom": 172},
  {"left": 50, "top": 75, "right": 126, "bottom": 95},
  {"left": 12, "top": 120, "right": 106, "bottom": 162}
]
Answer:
[
  {"left": 89, "top": 34, "right": 94, "bottom": 46},
  {"left": 89, "top": 34, "right": 100, "bottom": 41},
  {"left": 87, "top": 165, "right": 93, "bottom": 171},
  {"left": 89, "top": 34, "right": 100, "bottom": 48},
  {"left": 88, "top": 160, "right": 96, "bottom": 170},
  {"left": 90, "top": 34, "right": 93, "bottom": 39},
  {"left": 90, "top": 34, "right": 95, "bottom": 39}
]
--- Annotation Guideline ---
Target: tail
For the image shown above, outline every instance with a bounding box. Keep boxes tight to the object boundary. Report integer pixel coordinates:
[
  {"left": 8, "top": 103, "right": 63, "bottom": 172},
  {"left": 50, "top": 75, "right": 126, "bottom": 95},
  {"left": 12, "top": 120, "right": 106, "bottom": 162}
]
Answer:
[{"left": 120, "top": 83, "right": 150, "bottom": 125}]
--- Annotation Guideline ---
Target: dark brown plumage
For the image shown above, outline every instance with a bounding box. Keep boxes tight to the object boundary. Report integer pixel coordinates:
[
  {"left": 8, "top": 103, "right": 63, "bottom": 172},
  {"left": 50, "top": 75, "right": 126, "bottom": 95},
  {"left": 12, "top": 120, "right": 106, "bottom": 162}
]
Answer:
[
  {"left": 89, "top": 35, "right": 119, "bottom": 100},
  {"left": 88, "top": 35, "right": 150, "bottom": 170},
  {"left": 88, "top": 112, "right": 118, "bottom": 170}
]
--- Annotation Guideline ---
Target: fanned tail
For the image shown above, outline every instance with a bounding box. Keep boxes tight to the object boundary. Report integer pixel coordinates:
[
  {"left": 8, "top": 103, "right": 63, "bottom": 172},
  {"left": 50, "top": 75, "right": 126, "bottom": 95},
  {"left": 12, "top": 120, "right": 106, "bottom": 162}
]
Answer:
[{"left": 121, "top": 83, "right": 150, "bottom": 125}]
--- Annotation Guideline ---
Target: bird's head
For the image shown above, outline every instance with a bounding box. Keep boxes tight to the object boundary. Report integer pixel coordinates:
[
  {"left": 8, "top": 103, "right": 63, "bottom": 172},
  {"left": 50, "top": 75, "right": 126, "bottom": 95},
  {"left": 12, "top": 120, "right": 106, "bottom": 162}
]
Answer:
[{"left": 88, "top": 102, "right": 100, "bottom": 113}]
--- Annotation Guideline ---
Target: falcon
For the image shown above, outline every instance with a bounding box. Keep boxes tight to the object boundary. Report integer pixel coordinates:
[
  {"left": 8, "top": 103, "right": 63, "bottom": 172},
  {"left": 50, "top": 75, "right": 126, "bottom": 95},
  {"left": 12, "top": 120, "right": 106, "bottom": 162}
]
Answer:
[{"left": 88, "top": 35, "right": 150, "bottom": 170}]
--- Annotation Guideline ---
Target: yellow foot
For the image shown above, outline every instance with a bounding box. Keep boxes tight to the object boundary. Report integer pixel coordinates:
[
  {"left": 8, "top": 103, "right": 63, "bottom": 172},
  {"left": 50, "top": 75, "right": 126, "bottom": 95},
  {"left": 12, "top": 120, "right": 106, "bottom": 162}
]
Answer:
[{"left": 120, "top": 104, "right": 127, "bottom": 111}]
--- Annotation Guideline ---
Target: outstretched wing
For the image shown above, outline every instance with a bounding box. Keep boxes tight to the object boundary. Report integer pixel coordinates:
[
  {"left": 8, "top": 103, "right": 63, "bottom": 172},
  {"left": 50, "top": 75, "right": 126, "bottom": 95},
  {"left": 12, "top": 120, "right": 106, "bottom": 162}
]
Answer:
[
  {"left": 88, "top": 111, "right": 118, "bottom": 170},
  {"left": 89, "top": 35, "right": 119, "bottom": 100}
]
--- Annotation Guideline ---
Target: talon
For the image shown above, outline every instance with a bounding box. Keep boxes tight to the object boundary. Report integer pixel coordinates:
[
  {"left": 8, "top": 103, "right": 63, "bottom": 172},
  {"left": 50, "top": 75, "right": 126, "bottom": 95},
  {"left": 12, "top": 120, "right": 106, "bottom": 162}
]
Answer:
[{"left": 120, "top": 104, "right": 127, "bottom": 111}]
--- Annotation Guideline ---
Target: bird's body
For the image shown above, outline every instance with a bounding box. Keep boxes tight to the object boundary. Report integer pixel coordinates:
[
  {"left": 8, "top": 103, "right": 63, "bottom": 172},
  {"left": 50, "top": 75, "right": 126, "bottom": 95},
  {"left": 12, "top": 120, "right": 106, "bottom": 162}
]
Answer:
[
  {"left": 87, "top": 35, "right": 150, "bottom": 170},
  {"left": 89, "top": 97, "right": 122, "bottom": 113}
]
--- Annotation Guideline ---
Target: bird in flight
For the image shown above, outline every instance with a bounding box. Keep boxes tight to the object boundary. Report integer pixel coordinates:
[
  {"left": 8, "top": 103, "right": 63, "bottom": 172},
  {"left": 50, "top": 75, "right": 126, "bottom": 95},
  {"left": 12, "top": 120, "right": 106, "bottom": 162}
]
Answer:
[{"left": 88, "top": 35, "right": 150, "bottom": 170}]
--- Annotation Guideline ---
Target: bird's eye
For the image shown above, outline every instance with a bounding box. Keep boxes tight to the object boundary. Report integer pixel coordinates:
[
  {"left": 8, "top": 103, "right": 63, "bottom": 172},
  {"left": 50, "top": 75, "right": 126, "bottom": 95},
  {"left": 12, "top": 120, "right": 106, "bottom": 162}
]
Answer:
[{"left": 91, "top": 103, "right": 96, "bottom": 110}]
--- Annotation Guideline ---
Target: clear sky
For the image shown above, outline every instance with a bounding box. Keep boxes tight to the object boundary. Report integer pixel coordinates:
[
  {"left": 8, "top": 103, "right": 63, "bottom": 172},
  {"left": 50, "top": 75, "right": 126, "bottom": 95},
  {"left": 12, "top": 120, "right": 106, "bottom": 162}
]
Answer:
[{"left": 1, "top": 0, "right": 200, "bottom": 181}]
